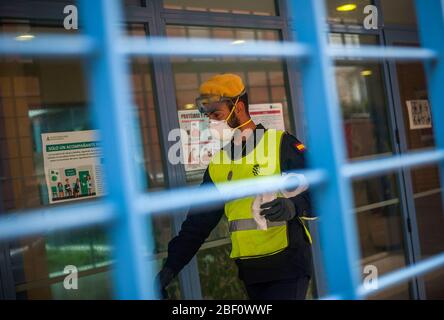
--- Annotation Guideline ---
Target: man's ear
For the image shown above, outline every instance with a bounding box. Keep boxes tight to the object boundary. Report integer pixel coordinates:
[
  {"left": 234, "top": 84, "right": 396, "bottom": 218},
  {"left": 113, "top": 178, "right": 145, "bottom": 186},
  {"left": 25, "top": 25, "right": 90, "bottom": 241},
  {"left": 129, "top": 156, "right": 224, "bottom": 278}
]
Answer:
[{"left": 236, "top": 101, "right": 246, "bottom": 115}]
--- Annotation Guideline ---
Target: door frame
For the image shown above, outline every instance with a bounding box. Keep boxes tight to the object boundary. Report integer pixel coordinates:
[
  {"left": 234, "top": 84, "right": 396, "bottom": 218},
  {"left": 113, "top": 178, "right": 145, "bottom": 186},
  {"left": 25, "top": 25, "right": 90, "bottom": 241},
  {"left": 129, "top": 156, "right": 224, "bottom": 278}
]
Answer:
[{"left": 383, "top": 28, "right": 428, "bottom": 300}]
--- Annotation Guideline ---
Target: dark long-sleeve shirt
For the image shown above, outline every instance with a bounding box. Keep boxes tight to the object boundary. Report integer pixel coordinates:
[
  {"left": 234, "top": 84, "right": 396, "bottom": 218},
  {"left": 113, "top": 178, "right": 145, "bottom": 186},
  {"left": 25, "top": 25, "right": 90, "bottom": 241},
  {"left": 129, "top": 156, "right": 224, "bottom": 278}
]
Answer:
[{"left": 164, "top": 124, "right": 313, "bottom": 285}]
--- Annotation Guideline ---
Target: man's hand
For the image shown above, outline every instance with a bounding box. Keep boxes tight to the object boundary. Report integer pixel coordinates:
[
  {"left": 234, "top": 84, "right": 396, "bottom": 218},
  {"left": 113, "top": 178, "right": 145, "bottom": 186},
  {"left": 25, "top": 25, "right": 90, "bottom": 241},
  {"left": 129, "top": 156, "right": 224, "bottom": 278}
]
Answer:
[
  {"left": 260, "top": 197, "right": 296, "bottom": 222},
  {"left": 155, "top": 267, "right": 176, "bottom": 299}
]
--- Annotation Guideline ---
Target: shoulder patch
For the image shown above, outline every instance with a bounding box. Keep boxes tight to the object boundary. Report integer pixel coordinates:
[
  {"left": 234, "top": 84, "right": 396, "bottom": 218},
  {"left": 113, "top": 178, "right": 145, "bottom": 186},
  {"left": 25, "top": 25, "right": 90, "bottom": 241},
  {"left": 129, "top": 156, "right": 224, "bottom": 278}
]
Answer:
[
  {"left": 294, "top": 141, "right": 306, "bottom": 152},
  {"left": 283, "top": 132, "right": 307, "bottom": 153}
]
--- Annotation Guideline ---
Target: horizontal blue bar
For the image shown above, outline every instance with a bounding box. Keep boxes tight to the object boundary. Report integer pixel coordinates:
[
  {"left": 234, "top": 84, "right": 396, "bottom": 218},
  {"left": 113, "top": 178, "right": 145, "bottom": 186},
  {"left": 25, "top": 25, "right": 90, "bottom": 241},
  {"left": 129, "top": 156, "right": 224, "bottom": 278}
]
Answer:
[
  {"left": 0, "top": 34, "right": 96, "bottom": 56},
  {"left": 357, "top": 252, "right": 444, "bottom": 298},
  {"left": 0, "top": 169, "right": 324, "bottom": 241},
  {"left": 0, "top": 35, "right": 436, "bottom": 64},
  {"left": 0, "top": 201, "right": 114, "bottom": 241},
  {"left": 137, "top": 168, "right": 326, "bottom": 215},
  {"left": 342, "top": 149, "right": 444, "bottom": 179},
  {"left": 119, "top": 37, "right": 312, "bottom": 58},
  {"left": 328, "top": 45, "right": 437, "bottom": 61}
]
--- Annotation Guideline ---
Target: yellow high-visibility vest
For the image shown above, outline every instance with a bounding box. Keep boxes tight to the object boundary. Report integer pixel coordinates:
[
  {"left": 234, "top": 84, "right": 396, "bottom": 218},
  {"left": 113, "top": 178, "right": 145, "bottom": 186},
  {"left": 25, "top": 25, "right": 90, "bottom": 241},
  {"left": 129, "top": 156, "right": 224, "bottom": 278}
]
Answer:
[{"left": 209, "top": 129, "right": 291, "bottom": 259}]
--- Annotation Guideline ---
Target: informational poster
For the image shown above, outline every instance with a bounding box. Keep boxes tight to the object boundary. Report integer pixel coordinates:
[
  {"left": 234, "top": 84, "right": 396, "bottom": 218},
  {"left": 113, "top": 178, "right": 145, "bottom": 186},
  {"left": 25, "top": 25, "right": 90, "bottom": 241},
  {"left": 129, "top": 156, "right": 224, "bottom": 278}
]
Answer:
[
  {"left": 249, "top": 103, "right": 285, "bottom": 132},
  {"left": 178, "top": 110, "right": 218, "bottom": 172},
  {"left": 178, "top": 103, "right": 286, "bottom": 172},
  {"left": 42, "top": 130, "right": 104, "bottom": 204},
  {"left": 406, "top": 100, "right": 432, "bottom": 130}
]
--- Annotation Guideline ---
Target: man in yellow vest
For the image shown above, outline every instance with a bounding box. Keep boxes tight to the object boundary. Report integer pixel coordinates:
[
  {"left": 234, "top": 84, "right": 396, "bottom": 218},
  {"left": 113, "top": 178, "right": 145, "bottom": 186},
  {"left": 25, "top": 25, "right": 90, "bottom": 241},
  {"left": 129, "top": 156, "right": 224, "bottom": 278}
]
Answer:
[{"left": 157, "top": 73, "right": 313, "bottom": 300}]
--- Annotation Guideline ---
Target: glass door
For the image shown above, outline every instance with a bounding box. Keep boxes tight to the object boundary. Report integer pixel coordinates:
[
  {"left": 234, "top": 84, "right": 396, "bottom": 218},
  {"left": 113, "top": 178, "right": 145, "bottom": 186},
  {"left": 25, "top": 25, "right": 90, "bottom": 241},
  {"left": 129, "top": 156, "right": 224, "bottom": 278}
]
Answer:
[
  {"left": 386, "top": 30, "right": 444, "bottom": 300},
  {"left": 330, "top": 32, "right": 413, "bottom": 299}
]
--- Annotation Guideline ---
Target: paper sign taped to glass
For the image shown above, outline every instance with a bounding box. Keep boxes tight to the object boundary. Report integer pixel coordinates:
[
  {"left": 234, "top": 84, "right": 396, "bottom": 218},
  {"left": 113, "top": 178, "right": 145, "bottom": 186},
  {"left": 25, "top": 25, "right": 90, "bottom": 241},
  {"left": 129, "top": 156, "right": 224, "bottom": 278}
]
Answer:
[
  {"left": 178, "top": 103, "right": 286, "bottom": 172},
  {"left": 42, "top": 130, "right": 104, "bottom": 204},
  {"left": 406, "top": 100, "right": 432, "bottom": 130}
]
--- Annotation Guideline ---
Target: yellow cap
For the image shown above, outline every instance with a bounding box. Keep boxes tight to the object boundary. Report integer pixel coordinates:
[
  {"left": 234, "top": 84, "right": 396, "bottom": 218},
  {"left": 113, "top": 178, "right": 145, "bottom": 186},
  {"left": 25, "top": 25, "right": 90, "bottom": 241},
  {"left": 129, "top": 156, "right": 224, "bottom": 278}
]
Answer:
[{"left": 199, "top": 73, "right": 245, "bottom": 98}]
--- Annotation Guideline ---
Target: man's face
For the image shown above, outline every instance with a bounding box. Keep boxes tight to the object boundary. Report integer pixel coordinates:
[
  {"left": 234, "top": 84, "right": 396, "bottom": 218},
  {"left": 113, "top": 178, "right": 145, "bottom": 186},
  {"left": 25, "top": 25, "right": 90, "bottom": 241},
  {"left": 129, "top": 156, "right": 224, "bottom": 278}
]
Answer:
[
  {"left": 206, "top": 102, "right": 231, "bottom": 121},
  {"left": 205, "top": 101, "right": 240, "bottom": 128}
]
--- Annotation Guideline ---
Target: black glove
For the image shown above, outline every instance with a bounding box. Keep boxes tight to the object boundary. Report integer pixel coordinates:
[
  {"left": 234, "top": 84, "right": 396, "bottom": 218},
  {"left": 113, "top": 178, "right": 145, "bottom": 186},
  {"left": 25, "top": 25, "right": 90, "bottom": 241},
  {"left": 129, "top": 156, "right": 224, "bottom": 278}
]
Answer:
[
  {"left": 155, "top": 267, "right": 176, "bottom": 300},
  {"left": 260, "top": 197, "right": 296, "bottom": 222}
]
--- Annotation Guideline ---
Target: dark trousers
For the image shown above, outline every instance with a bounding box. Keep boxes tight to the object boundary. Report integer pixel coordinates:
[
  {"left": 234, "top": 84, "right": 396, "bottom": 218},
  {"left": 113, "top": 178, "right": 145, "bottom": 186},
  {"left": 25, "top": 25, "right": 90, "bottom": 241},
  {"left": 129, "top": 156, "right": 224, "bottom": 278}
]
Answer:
[{"left": 244, "top": 277, "right": 310, "bottom": 300}]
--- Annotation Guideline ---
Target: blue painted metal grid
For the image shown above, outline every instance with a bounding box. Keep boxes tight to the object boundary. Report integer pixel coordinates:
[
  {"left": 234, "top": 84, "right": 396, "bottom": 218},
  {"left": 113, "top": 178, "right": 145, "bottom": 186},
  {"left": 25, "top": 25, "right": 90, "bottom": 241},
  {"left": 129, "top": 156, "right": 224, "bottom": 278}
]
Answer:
[{"left": 0, "top": 0, "right": 443, "bottom": 299}]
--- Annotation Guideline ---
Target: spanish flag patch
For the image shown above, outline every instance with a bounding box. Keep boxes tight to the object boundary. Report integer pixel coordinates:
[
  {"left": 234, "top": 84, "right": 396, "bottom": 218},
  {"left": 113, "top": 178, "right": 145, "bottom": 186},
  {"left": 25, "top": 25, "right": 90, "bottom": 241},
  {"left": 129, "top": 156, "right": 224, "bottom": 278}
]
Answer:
[{"left": 294, "top": 142, "right": 306, "bottom": 152}]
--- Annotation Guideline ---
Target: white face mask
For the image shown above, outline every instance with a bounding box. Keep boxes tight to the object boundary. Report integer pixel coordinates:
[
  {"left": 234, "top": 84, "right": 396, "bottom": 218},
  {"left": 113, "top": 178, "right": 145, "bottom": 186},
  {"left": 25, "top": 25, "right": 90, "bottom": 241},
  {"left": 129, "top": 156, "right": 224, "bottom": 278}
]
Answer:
[
  {"left": 208, "top": 119, "right": 235, "bottom": 144},
  {"left": 208, "top": 96, "right": 238, "bottom": 145},
  {"left": 207, "top": 96, "right": 252, "bottom": 145}
]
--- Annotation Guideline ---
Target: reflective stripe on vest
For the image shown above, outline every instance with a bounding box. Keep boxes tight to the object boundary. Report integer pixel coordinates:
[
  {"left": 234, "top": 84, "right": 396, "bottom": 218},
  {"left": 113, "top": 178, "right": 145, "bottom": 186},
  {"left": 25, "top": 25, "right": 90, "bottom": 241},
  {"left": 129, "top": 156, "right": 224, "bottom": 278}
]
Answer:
[
  {"left": 209, "top": 129, "right": 289, "bottom": 259},
  {"left": 229, "top": 219, "right": 286, "bottom": 232}
]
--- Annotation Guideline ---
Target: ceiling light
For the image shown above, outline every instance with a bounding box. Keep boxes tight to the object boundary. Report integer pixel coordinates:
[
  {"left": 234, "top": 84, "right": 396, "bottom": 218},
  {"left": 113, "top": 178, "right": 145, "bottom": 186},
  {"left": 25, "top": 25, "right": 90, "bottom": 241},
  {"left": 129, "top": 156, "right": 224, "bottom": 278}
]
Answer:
[
  {"left": 361, "top": 70, "right": 372, "bottom": 76},
  {"left": 336, "top": 4, "right": 357, "bottom": 12}
]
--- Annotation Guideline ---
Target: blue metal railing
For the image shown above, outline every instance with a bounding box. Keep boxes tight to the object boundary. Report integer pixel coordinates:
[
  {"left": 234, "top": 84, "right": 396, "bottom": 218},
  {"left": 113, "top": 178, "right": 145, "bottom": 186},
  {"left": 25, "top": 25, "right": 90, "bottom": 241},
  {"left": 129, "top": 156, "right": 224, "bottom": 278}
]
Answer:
[{"left": 0, "top": 0, "right": 443, "bottom": 300}]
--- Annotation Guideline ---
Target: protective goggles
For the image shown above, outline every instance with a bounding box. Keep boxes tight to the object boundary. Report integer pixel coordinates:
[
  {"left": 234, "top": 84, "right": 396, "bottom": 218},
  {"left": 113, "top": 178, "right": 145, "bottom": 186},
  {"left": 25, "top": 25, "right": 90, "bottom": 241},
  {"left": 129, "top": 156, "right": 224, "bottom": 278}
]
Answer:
[{"left": 195, "top": 95, "right": 234, "bottom": 114}]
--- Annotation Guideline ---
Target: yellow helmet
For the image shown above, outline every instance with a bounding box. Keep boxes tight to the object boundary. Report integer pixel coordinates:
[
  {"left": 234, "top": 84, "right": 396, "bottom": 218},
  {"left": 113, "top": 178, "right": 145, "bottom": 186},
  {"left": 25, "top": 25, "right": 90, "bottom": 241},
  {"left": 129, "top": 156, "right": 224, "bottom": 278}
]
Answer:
[
  {"left": 199, "top": 73, "right": 245, "bottom": 97},
  {"left": 196, "top": 73, "right": 246, "bottom": 113}
]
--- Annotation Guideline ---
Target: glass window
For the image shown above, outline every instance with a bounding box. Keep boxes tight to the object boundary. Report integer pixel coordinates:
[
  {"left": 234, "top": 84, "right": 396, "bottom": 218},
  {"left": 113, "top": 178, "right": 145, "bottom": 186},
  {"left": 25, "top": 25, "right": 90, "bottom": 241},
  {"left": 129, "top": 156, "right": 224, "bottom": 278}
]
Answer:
[
  {"left": 1, "top": 22, "right": 171, "bottom": 299},
  {"left": 197, "top": 244, "right": 248, "bottom": 299},
  {"left": 381, "top": 0, "right": 417, "bottom": 27},
  {"left": 352, "top": 175, "right": 411, "bottom": 299},
  {"left": 330, "top": 33, "right": 393, "bottom": 159},
  {"left": 164, "top": 0, "right": 277, "bottom": 16},
  {"left": 124, "top": 0, "right": 144, "bottom": 6},
  {"left": 393, "top": 58, "right": 444, "bottom": 299},
  {"left": 167, "top": 25, "right": 294, "bottom": 299},
  {"left": 326, "top": 0, "right": 372, "bottom": 25},
  {"left": 327, "top": 33, "right": 412, "bottom": 299},
  {"left": 167, "top": 25, "right": 293, "bottom": 185}
]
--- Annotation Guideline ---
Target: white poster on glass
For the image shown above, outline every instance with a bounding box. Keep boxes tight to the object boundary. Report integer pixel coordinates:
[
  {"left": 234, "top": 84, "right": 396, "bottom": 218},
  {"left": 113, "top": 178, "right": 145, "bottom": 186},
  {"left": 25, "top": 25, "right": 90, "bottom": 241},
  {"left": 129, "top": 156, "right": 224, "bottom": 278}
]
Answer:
[
  {"left": 178, "top": 110, "right": 218, "bottom": 172},
  {"left": 177, "top": 103, "right": 286, "bottom": 172},
  {"left": 42, "top": 130, "right": 104, "bottom": 204},
  {"left": 406, "top": 100, "right": 432, "bottom": 130},
  {"left": 249, "top": 103, "right": 285, "bottom": 131}
]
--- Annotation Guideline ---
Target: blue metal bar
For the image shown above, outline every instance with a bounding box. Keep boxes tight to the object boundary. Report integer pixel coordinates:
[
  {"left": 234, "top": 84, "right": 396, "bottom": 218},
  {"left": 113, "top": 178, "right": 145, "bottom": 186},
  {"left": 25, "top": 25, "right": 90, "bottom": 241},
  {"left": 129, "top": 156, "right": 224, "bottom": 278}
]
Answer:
[
  {"left": 79, "top": 0, "right": 155, "bottom": 299},
  {"left": 357, "top": 252, "right": 444, "bottom": 298},
  {"left": 0, "top": 35, "right": 96, "bottom": 56},
  {"left": 0, "top": 35, "right": 436, "bottom": 63},
  {"left": 0, "top": 202, "right": 114, "bottom": 241},
  {"left": 415, "top": 0, "right": 444, "bottom": 221},
  {"left": 289, "top": 0, "right": 362, "bottom": 299},
  {"left": 136, "top": 169, "right": 327, "bottom": 215},
  {"left": 328, "top": 45, "right": 437, "bottom": 61},
  {"left": 119, "top": 37, "right": 311, "bottom": 57},
  {"left": 342, "top": 149, "right": 444, "bottom": 179},
  {"left": 0, "top": 169, "right": 327, "bottom": 240}
]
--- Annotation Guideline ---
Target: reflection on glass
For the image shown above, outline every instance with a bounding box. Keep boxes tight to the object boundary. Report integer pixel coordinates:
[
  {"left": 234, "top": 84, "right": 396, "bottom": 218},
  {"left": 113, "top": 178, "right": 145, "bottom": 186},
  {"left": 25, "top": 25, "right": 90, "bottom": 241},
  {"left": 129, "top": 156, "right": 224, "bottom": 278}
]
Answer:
[
  {"left": 331, "top": 33, "right": 393, "bottom": 159},
  {"left": 326, "top": 0, "right": 371, "bottom": 25},
  {"left": 332, "top": 33, "right": 411, "bottom": 299},
  {"left": 414, "top": 177, "right": 444, "bottom": 299},
  {"left": 395, "top": 59, "right": 444, "bottom": 299},
  {"left": 124, "top": 0, "right": 143, "bottom": 6},
  {"left": 127, "top": 24, "right": 165, "bottom": 190},
  {"left": 167, "top": 25, "right": 291, "bottom": 184},
  {"left": 1, "top": 22, "right": 170, "bottom": 299},
  {"left": 353, "top": 176, "right": 410, "bottom": 299},
  {"left": 168, "top": 25, "right": 291, "bottom": 245},
  {"left": 167, "top": 25, "right": 292, "bottom": 299},
  {"left": 197, "top": 244, "right": 248, "bottom": 299},
  {"left": 396, "top": 62, "right": 435, "bottom": 152},
  {"left": 0, "top": 20, "right": 78, "bottom": 35},
  {"left": 380, "top": 0, "right": 417, "bottom": 26},
  {"left": 163, "top": 0, "right": 276, "bottom": 16}
]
